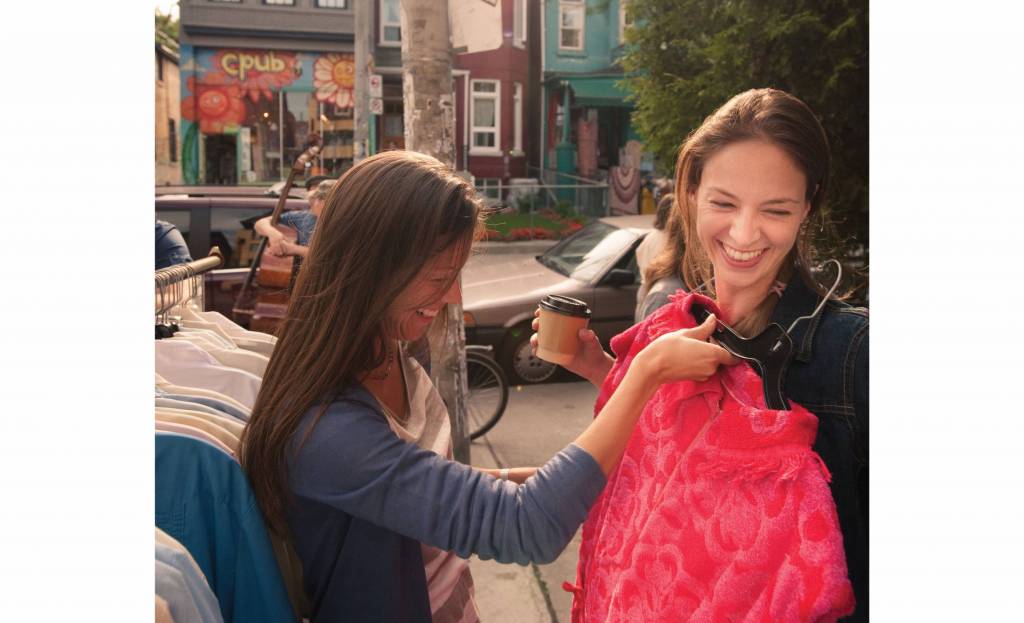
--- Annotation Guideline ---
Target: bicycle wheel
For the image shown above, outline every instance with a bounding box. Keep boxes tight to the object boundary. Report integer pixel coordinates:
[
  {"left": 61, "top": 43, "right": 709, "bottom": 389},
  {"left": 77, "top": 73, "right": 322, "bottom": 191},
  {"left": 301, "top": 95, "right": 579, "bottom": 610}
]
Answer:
[{"left": 465, "top": 351, "right": 510, "bottom": 440}]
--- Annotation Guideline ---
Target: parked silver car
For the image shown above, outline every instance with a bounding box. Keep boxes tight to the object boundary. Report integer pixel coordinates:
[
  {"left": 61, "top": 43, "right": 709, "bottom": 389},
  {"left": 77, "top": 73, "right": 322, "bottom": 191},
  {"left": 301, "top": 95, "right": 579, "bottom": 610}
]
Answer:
[{"left": 463, "top": 215, "right": 655, "bottom": 384}]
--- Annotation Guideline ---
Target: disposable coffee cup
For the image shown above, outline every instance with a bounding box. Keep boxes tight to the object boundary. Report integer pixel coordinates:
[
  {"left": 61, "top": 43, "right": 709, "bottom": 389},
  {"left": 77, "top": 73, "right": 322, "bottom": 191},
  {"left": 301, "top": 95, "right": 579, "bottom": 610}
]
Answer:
[{"left": 536, "top": 295, "right": 592, "bottom": 366}]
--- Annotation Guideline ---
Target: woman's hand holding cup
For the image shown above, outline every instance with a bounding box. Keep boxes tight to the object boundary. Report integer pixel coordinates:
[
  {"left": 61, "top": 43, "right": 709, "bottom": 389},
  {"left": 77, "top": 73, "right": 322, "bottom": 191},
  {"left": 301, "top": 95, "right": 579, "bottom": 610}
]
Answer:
[{"left": 530, "top": 304, "right": 613, "bottom": 388}]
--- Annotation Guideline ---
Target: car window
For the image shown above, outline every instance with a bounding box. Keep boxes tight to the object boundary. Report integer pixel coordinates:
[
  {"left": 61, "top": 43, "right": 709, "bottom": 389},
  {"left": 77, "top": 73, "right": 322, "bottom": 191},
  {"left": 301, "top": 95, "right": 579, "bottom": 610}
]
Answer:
[
  {"left": 543, "top": 222, "right": 639, "bottom": 283},
  {"left": 211, "top": 207, "right": 272, "bottom": 268},
  {"left": 613, "top": 241, "right": 640, "bottom": 278}
]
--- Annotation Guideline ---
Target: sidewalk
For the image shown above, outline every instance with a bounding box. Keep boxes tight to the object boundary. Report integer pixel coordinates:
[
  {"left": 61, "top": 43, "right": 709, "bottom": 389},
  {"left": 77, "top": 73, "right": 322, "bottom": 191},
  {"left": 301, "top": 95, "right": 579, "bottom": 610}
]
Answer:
[{"left": 469, "top": 436, "right": 567, "bottom": 623}]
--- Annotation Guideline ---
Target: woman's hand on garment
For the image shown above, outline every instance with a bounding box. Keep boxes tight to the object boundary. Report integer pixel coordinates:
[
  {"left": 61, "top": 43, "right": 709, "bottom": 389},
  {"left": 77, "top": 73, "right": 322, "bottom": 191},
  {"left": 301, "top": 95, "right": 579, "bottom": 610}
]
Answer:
[
  {"left": 573, "top": 313, "right": 736, "bottom": 477},
  {"left": 634, "top": 313, "right": 738, "bottom": 385},
  {"left": 529, "top": 308, "right": 615, "bottom": 387}
]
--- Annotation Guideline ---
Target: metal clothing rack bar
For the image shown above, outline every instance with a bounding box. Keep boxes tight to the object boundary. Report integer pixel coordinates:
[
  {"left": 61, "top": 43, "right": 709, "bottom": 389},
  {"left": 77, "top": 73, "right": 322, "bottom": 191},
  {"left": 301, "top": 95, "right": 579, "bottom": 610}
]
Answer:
[
  {"left": 155, "top": 247, "right": 224, "bottom": 317},
  {"left": 155, "top": 246, "right": 224, "bottom": 282}
]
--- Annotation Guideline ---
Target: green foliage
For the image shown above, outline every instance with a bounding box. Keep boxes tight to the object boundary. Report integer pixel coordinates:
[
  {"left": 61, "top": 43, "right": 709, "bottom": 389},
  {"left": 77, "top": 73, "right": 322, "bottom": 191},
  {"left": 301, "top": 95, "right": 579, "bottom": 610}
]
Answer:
[
  {"left": 620, "top": 0, "right": 868, "bottom": 295},
  {"left": 555, "top": 199, "right": 577, "bottom": 219},
  {"left": 514, "top": 192, "right": 539, "bottom": 215},
  {"left": 156, "top": 7, "right": 179, "bottom": 44}
]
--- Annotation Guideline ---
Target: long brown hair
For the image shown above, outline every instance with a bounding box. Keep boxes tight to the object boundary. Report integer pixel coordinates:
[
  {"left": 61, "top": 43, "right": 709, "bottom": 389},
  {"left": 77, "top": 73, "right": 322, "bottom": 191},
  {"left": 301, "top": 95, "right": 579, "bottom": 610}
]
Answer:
[
  {"left": 646, "top": 88, "right": 832, "bottom": 336},
  {"left": 241, "top": 150, "right": 485, "bottom": 535}
]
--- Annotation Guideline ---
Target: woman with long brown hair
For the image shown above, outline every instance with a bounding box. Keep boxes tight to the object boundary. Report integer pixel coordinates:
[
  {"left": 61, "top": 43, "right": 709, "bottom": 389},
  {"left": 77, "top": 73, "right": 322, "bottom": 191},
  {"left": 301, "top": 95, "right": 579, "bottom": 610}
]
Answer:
[
  {"left": 537, "top": 88, "right": 869, "bottom": 620},
  {"left": 240, "top": 150, "right": 735, "bottom": 623}
]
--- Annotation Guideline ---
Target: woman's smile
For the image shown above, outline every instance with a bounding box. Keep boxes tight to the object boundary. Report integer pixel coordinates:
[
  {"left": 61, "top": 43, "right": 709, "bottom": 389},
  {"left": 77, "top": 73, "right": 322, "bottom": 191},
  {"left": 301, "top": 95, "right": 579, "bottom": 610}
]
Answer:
[{"left": 718, "top": 241, "right": 768, "bottom": 267}]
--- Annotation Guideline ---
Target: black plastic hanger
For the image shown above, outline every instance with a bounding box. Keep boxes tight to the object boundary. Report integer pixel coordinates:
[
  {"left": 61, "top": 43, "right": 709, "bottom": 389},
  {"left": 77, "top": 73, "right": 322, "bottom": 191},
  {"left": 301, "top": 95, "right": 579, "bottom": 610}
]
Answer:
[
  {"left": 691, "top": 303, "right": 793, "bottom": 409},
  {"left": 690, "top": 260, "right": 843, "bottom": 411}
]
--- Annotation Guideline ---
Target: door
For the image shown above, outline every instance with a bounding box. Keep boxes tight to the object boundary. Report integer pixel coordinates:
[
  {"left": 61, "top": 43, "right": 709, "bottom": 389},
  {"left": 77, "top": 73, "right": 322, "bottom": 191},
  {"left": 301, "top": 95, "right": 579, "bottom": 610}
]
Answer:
[{"left": 204, "top": 134, "right": 238, "bottom": 185}]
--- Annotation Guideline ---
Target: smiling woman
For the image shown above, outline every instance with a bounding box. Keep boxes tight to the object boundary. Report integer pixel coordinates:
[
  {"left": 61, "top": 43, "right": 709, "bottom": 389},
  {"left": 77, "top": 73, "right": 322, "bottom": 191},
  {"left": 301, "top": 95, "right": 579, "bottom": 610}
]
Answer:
[
  {"left": 239, "top": 150, "right": 738, "bottom": 623},
  {"left": 562, "top": 88, "right": 870, "bottom": 622}
]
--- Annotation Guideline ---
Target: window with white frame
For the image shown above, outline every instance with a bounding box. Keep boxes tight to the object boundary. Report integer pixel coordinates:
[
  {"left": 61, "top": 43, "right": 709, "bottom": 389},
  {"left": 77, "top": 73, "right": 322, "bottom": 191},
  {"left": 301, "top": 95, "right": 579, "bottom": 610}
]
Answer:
[
  {"left": 263, "top": 0, "right": 295, "bottom": 5},
  {"left": 513, "top": 0, "right": 527, "bottom": 48},
  {"left": 513, "top": 82, "right": 523, "bottom": 154},
  {"left": 316, "top": 0, "right": 347, "bottom": 8},
  {"left": 619, "top": 1, "right": 634, "bottom": 43},
  {"left": 380, "top": 0, "right": 401, "bottom": 46},
  {"left": 559, "top": 1, "right": 584, "bottom": 51},
  {"left": 470, "top": 80, "right": 501, "bottom": 155}
]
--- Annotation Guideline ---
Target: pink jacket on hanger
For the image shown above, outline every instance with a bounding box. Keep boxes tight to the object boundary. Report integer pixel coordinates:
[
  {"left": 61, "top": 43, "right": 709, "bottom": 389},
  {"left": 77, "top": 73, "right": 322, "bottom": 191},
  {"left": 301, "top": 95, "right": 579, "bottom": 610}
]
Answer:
[{"left": 567, "top": 291, "right": 855, "bottom": 622}]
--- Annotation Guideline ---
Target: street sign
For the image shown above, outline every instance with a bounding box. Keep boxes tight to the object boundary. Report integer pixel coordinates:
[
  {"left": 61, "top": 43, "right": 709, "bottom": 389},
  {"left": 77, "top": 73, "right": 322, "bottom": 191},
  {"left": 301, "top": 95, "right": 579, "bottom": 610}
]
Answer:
[
  {"left": 370, "top": 97, "right": 384, "bottom": 115},
  {"left": 369, "top": 74, "right": 383, "bottom": 98}
]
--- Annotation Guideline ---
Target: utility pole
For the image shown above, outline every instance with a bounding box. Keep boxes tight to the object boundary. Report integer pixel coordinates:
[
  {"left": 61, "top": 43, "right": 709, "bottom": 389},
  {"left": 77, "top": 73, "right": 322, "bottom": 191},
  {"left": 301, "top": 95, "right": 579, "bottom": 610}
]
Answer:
[
  {"left": 353, "top": 0, "right": 373, "bottom": 163},
  {"left": 399, "top": 0, "right": 470, "bottom": 463}
]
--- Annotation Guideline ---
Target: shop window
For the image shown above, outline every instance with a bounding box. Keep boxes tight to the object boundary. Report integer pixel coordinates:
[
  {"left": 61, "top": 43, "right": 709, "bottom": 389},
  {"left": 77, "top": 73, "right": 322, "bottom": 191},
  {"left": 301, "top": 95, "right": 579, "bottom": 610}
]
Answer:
[
  {"left": 169, "top": 119, "right": 178, "bottom": 162},
  {"left": 470, "top": 80, "right": 500, "bottom": 156},
  {"left": 513, "top": 0, "right": 527, "bottom": 48},
  {"left": 316, "top": 0, "right": 347, "bottom": 7},
  {"left": 380, "top": 0, "right": 402, "bottom": 46},
  {"left": 559, "top": 1, "right": 584, "bottom": 51},
  {"left": 283, "top": 91, "right": 312, "bottom": 166},
  {"left": 619, "top": 1, "right": 634, "bottom": 43},
  {"left": 383, "top": 114, "right": 403, "bottom": 138}
]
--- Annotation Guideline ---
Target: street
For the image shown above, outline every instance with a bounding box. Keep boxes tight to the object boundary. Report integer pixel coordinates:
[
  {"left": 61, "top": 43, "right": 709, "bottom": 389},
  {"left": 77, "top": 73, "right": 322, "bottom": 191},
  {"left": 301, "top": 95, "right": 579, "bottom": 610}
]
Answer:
[{"left": 467, "top": 378, "right": 599, "bottom": 623}]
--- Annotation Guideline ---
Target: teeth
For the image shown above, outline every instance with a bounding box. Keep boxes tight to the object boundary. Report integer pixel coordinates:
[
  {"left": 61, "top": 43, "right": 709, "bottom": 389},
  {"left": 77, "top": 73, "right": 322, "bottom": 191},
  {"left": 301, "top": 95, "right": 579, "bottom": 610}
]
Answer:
[
  {"left": 722, "top": 244, "right": 765, "bottom": 262},
  {"left": 416, "top": 309, "right": 439, "bottom": 318}
]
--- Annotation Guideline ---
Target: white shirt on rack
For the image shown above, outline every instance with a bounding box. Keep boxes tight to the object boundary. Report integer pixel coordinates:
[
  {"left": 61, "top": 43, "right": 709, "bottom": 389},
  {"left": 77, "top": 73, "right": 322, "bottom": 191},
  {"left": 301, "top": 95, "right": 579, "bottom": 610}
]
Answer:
[
  {"left": 155, "top": 374, "right": 252, "bottom": 416},
  {"left": 155, "top": 339, "right": 261, "bottom": 409},
  {"left": 198, "top": 311, "right": 278, "bottom": 344},
  {"left": 171, "top": 332, "right": 270, "bottom": 377}
]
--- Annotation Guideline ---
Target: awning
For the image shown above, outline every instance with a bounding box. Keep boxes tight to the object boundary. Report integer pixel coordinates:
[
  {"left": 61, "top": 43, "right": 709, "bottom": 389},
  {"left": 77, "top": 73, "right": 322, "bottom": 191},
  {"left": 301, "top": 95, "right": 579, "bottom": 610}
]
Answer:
[{"left": 562, "top": 76, "right": 633, "bottom": 108}]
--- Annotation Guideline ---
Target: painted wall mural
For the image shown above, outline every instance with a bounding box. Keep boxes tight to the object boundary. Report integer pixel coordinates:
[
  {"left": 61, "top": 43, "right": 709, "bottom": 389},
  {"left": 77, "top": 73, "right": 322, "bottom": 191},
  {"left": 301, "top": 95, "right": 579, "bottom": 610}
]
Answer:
[
  {"left": 179, "top": 45, "right": 354, "bottom": 183},
  {"left": 314, "top": 53, "right": 355, "bottom": 109}
]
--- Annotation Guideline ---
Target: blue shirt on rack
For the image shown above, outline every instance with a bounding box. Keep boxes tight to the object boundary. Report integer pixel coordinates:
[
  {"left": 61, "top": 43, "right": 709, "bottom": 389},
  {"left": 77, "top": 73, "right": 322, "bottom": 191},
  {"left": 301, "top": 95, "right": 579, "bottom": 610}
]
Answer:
[{"left": 156, "top": 432, "right": 295, "bottom": 623}]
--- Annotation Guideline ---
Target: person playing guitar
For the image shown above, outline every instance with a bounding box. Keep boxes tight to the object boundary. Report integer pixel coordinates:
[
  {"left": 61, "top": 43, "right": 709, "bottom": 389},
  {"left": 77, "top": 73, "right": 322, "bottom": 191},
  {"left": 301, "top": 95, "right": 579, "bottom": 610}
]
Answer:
[
  {"left": 254, "top": 178, "right": 333, "bottom": 260},
  {"left": 232, "top": 134, "right": 324, "bottom": 332}
]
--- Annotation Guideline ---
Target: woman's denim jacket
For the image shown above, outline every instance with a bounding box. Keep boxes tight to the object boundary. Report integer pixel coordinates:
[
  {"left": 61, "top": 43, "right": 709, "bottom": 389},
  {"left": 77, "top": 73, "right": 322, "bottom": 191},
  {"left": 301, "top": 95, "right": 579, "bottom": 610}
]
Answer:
[{"left": 770, "top": 273, "right": 869, "bottom": 622}]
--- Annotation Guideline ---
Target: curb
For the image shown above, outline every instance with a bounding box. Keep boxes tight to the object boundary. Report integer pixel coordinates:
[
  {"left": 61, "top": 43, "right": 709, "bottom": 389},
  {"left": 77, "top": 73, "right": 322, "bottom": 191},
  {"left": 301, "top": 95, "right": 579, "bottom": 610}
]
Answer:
[{"left": 476, "top": 240, "right": 558, "bottom": 255}]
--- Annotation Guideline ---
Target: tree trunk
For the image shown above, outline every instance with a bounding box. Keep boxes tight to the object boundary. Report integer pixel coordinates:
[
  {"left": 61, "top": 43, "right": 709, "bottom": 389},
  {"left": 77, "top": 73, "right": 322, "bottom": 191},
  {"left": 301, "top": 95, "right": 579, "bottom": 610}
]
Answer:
[
  {"left": 353, "top": 0, "right": 372, "bottom": 163},
  {"left": 399, "top": 0, "right": 470, "bottom": 464}
]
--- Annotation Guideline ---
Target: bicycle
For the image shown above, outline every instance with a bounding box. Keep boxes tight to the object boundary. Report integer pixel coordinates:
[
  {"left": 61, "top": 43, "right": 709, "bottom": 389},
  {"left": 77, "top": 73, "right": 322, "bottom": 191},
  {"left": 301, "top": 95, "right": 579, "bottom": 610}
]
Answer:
[{"left": 465, "top": 345, "right": 510, "bottom": 440}]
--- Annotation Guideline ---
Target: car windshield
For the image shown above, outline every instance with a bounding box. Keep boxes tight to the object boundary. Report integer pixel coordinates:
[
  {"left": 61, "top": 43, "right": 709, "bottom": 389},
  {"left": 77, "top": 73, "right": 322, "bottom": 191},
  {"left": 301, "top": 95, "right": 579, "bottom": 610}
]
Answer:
[{"left": 540, "top": 221, "right": 639, "bottom": 282}]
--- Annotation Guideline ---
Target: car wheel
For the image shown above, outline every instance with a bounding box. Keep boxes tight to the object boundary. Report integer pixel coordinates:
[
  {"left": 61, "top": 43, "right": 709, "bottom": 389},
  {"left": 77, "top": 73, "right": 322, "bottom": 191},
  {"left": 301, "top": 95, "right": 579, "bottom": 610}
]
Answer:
[{"left": 500, "top": 326, "right": 558, "bottom": 385}]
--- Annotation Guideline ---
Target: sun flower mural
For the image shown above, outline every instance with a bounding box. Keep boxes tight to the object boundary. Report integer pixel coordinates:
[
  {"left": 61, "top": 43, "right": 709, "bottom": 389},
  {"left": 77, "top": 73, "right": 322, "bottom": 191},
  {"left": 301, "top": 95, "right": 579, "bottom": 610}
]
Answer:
[
  {"left": 314, "top": 54, "right": 355, "bottom": 110},
  {"left": 181, "top": 74, "right": 247, "bottom": 134}
]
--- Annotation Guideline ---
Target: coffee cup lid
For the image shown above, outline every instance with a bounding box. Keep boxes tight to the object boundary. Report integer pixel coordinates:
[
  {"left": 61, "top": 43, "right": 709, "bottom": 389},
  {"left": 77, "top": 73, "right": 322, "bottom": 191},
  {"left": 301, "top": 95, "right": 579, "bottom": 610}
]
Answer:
[{"left": 539, "top": 295, "right": 591, "bottom": 318}]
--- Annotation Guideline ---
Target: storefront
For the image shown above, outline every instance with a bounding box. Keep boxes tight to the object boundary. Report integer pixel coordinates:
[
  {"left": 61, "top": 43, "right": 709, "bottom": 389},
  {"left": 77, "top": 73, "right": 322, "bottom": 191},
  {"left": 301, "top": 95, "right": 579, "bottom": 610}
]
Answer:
[{"left": 179, "top": 46, "right": 356, "bottom": 185}]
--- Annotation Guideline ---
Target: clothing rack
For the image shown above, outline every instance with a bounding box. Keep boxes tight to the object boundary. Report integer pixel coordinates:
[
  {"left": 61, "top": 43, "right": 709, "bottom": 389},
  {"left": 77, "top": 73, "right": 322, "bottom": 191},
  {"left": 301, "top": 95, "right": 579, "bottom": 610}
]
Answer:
[{"left": 155, "top": 247, "right": 224, "bottom": 318}]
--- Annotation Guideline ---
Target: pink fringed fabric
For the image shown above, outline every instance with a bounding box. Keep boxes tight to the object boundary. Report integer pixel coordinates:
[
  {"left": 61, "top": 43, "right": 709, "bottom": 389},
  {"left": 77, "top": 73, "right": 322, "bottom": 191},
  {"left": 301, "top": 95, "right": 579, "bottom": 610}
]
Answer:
[{"left": 568, "top": 291, "right": 855, "bottom": 622}]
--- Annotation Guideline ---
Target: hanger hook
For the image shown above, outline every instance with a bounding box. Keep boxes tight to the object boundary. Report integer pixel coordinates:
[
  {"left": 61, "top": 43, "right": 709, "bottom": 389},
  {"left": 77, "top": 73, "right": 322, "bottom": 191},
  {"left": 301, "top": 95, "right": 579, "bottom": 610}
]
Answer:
[
  {"left": 784, "top": 259, "right": 843, "bottom": 336},
  {"left": 156, "top": 270, "right": 168, "bottom": 322}
]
